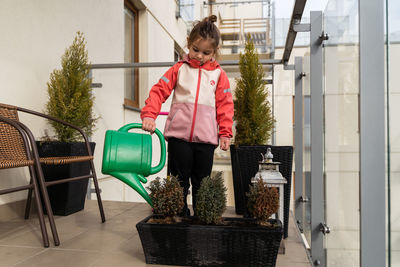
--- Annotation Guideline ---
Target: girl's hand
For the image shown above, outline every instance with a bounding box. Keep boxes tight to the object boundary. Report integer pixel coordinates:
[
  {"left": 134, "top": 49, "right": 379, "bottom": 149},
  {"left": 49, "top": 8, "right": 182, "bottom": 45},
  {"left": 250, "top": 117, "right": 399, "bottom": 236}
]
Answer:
[
  {"left": 219, "top": 137, "right": 230, "bottom": 151},
  {"left": 142, "top": 118, "right": 156, "bottom": 133}
]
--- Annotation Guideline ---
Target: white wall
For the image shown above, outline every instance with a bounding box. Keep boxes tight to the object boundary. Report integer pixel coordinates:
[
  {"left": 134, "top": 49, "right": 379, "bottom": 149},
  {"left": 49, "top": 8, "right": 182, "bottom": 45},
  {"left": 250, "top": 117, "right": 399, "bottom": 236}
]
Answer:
[
  {"left": 144, "top": 0, "right": 188, "bottom": 49},
  {"left": 0, "top": 0, "right": 124, "bottom": 204},
  {"left": 0, "top": 0, "right": 187, "bottom": 205}
]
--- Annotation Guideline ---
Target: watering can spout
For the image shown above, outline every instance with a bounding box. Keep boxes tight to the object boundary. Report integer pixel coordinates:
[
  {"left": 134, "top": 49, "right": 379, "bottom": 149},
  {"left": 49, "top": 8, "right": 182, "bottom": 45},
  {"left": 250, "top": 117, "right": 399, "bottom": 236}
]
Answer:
[{"left": 110, "top": 172, "right": 153, "bottom": 206}]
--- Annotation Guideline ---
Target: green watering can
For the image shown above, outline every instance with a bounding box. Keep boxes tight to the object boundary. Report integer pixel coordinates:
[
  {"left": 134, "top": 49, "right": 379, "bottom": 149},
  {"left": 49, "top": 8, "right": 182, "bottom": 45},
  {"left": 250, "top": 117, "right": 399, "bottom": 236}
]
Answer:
[{"left": 101, "top": 123, "right": 166, "bottom": 207}]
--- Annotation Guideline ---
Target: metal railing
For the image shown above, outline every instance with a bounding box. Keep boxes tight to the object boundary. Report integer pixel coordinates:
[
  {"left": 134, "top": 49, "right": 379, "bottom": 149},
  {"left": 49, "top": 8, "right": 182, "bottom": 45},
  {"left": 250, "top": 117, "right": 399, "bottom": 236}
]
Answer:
[{"left": 91, "top": 59, "right": 282, "bottom": 70}]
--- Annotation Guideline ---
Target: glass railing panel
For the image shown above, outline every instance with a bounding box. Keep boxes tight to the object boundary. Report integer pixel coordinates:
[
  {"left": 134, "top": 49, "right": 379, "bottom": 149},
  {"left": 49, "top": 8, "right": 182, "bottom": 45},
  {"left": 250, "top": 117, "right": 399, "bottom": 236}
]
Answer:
[
  {"left": 323, "top": 0, "right": 360, "bottom": 266},
  {"left": 387, "top": 0, "right": 400, "bottom": 266}
]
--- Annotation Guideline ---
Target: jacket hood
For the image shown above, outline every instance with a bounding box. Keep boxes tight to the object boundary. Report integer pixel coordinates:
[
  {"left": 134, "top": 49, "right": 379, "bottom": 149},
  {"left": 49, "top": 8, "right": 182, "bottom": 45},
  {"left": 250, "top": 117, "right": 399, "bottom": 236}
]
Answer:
[{"left": 181, "top": 54, "right": 220, "bottom": 71}]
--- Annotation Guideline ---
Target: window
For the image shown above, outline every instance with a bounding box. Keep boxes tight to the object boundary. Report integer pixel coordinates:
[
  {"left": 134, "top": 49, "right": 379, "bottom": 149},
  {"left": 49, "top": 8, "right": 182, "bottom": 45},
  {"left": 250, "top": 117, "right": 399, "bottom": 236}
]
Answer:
[
  {"left": 124, "top": 1, "right": 139, "bottom": 108},
  {"left": 177, "top": 0, "right": 195, "bottom": 22}
]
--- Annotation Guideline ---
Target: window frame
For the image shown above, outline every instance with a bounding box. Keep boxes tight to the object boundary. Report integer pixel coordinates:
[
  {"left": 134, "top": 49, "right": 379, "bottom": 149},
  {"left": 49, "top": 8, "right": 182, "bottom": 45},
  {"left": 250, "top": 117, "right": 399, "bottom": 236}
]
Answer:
[{"left": 124, "top": 0, "right": 139, "bottom": 108}]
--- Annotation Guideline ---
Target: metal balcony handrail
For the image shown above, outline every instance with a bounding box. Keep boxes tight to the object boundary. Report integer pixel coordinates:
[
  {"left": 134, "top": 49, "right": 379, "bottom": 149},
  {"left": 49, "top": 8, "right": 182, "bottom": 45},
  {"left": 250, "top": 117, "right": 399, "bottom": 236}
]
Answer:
[{"left": 91, "top": 59, "right": 283, "bottom": 70}]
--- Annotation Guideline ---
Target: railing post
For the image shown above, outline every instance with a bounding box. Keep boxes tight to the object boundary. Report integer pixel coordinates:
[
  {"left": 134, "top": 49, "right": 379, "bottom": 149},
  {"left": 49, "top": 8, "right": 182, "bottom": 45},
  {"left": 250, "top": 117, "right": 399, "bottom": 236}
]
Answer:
[
  {"left": 294, "top": 56, "right": 304, "bottom": 228},
  {"left": 359, "top": 0, "right": 385, "bottom": 266},
  {"left": 310, "top": 10, "right": 325, "bottom": 266}
]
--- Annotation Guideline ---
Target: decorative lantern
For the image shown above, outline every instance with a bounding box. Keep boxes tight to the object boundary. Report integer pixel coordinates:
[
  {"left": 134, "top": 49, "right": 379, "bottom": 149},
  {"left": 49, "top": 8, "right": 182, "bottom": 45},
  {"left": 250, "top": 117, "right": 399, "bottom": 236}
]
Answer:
[{"left": 251, "top": 148, "right": 287, "bottom": 221}]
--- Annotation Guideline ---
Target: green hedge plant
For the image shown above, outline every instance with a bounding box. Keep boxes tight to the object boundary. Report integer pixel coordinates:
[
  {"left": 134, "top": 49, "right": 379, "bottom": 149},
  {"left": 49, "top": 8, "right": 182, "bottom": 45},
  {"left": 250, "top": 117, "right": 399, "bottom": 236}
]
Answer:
[{"left": 45, "top": 31, "right": 97, "bottom": 142}]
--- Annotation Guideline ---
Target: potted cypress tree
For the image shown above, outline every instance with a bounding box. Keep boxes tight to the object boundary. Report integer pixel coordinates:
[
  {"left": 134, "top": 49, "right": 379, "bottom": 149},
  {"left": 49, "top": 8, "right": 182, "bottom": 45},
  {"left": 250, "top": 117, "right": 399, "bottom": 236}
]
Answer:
[
  {"left": 195, "top": 172, "right": 227, "bottom": 224},
  {"left": 136, "top": 172, "right": 282, "bottom": 267},
  {"left": 230, "top": 37, "right": 293, "bottom": 238},
  {"left": 37, "top": 31, "right": 98, "bottom": 215},
  {"left": 233, "top": 38, "right": 275, "bottom": 146}
]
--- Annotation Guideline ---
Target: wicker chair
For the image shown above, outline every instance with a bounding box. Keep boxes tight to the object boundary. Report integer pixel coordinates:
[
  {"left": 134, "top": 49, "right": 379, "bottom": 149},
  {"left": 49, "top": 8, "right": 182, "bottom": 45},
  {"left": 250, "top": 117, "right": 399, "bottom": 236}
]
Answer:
[{"left": 0, "top": 103, "right": 105, "bottom": 247}]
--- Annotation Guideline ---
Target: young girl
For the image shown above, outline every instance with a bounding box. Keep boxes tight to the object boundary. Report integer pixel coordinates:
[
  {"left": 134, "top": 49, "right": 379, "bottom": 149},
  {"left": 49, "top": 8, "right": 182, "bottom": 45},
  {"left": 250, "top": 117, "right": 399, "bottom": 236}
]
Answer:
[{"left": 141, "top": 15, "right": 234, "bottom": 216}]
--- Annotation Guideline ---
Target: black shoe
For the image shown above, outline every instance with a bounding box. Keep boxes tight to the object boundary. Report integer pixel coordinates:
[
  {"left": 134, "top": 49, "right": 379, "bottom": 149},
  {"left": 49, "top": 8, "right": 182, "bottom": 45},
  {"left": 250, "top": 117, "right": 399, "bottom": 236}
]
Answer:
[{"left": 178, "top": 207, "right": 191, "bottom": 217}]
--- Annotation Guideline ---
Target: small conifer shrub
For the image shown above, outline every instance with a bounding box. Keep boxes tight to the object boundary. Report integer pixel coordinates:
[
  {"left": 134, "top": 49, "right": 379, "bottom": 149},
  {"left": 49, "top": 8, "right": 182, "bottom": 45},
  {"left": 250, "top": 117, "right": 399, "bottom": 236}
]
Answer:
[
  {"left": 148, "top": 176, "right": 184, "bottom": 221},
  {"left": 246, "top": 177, "right": 280, "bottom": 226},
  {"left": 195, "top": 172, "right": 227, "bottom": 224},
  {"left": 45, "top": 31, "right": 97, "bottom": 142},
  {"left": 233, "top": 37, "right": 275, "bottom": 145}
]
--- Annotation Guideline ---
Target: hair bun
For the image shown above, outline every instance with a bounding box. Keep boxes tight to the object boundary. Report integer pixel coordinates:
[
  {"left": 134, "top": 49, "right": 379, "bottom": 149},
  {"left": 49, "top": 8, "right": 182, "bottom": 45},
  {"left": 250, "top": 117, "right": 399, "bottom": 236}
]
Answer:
[{"left": 207, "top": 15, "right": 217, "bottom": 23}]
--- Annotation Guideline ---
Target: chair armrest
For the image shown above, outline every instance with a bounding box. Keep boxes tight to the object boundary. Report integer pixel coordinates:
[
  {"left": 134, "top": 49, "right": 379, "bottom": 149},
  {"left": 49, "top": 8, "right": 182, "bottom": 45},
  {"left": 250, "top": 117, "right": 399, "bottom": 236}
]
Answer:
[{"left": 16, "top": 107, "right": 93, "bottom": 156}]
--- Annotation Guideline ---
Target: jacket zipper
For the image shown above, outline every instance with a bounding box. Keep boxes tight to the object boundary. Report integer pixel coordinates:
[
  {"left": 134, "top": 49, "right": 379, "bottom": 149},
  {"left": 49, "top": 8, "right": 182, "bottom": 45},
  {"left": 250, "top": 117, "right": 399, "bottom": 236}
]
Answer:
[{"left": 189, "top": 67, "right": 202, "bottom": 142}]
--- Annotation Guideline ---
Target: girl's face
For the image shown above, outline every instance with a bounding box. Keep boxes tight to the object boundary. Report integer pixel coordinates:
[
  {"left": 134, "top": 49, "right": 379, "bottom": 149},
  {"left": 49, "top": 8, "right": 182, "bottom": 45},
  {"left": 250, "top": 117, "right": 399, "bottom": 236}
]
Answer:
[{"left": 187, "top": 37, "right": 216, "bottom": 65}]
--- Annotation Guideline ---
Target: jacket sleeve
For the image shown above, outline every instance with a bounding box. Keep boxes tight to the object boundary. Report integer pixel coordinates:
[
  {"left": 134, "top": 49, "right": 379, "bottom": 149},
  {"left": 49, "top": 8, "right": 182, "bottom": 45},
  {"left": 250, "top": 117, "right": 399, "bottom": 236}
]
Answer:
[
  {"left": 215, "top": 69, "right": 234, "bottom": 138},
  {"left": 140, "top": 62, "right": 182, "bottom": 120}
]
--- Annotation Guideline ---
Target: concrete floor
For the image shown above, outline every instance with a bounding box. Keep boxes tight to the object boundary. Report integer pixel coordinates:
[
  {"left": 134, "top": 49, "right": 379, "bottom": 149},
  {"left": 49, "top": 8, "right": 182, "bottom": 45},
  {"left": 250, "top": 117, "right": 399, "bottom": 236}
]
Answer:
[{"left": 0, "top": 200, "right": 311, "bottom": 267}]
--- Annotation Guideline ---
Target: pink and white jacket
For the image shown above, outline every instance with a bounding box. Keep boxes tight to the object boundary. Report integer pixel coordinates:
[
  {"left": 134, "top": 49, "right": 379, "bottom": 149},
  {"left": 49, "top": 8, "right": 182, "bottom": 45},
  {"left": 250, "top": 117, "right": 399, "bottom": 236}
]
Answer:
[{"left": 141, "top": 56, "right": 234, "bottom": 145}]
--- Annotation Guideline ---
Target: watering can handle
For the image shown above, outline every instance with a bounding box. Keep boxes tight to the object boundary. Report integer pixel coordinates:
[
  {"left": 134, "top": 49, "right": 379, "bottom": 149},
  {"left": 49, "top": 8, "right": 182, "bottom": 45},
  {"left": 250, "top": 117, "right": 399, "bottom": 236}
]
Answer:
[{"left": 117, "top": 123, "right": 166, "bottom": 174}]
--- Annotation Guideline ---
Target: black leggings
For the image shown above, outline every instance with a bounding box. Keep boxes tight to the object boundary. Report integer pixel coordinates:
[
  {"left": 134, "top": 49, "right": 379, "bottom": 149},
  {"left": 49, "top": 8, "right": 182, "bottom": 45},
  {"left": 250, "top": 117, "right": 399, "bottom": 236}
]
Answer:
[{"left": 167, "top": 138, "right": 216, "bottom": 213}]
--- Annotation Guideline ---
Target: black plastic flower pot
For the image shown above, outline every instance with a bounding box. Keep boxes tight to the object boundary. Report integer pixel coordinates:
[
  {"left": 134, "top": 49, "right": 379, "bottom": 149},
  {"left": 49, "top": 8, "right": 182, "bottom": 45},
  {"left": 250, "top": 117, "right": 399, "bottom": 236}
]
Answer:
[
  {"left": 36, "top": 141, "right": 95, "bottom": 216},
  {"left": 230, "top": 145, "right": 293, "bottom": 238}
]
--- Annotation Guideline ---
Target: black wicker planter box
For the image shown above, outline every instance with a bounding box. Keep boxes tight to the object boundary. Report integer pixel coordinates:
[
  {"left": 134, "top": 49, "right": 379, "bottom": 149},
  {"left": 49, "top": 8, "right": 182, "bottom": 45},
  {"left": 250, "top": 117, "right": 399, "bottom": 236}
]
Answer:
[
  {"left": 36, "top": 141, "right": 95, "bottom": 216},
  {"left": 136, "top": 215, "right": 283, "bottom": 267},
  {"left": 230, "top": 145, "right": 293, "bottom": 239}
]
